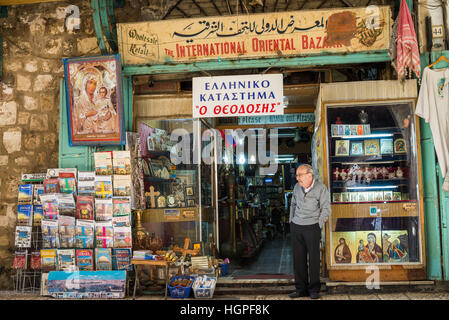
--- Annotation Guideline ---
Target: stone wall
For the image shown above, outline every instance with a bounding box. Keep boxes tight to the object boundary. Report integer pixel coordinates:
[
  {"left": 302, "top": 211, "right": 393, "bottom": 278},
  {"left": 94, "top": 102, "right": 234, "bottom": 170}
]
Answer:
[{"left": 0, "top": 0, "right": 143, "bottom": 289}]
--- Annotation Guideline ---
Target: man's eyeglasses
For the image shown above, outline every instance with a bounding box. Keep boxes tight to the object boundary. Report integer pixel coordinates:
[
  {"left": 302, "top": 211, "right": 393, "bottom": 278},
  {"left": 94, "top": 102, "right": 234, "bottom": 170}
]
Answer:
[{"left": 296, "top": 173, "right": 310, "bottom": 177}]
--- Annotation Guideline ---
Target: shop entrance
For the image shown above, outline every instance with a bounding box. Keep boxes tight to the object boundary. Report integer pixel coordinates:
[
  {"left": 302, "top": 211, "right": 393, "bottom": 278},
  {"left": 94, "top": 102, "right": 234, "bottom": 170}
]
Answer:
[{"left": 214, "top": 123, "right": 314, "bottom": 278}]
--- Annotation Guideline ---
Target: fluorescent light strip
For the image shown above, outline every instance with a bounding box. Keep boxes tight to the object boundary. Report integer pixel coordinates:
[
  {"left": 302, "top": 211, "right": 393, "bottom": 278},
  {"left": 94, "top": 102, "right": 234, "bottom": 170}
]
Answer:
[
  {"left": 335, "top": 134, "right": 394, "bottom": 139},
  {"left": 346, "top": 186, "right": 399, "bottom": 190}
]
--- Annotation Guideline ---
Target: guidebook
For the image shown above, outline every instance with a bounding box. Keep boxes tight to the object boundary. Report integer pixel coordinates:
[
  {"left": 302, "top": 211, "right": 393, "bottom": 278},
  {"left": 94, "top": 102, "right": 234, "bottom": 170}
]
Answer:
[
  {"left": 112, "top": 248, "right": 132, "bottom": 271},
  {"left": 41, "top": 220, "right": 59, "bottom": 248},
  {"left": 17, "top": 204, "right": 33, "bottom": 226},
  {"left": 43, "top": 178, "right": 59, "bottom": 194},
  {"left": 95, "top": 175, "right": 113, "bottom": 199},
  {"left": 112, "top": 150, "right": 131, "bottom": 175},
  {"left": 78, "top": 171, "right": 95, "bottom": 196},
  {"left": 58, "top": 171, "right": 77, "bottom": 195},
  {"left": 95, "top": 198, "right": 113, "bottom": 221},
  {"left": 76, "top": 249, "right": 94, "bottom": 271},
  {"left": 76, "top": 195, "right": 94, "bottom": 220},
  {"left": 57, "top": 249, "right": 76, "bottom": 271},
  {"left": 40, "top": 249, "right": 57, "bottom": 271},
  {"left": 15, "top": 226, "right": 32, "bottom": 248},
  {"left": 57, "top": 193, "right": 76, "bottom": 217},
  {"left": 13, "top": 251, "right": 28, "bottom": 269},
  {"left": 18, "top": 184, "right": 33, "bottom": 204},
  {"left": 33, "top": 205, "right": 44, "bottom": 226},
  {"left": 94, "top": 152, "right": 113, "bottom": 176},
  {"left": 113, "top": 175, "right": 132, "bottom": 197},
  {"left": 95, "top": 248, "right": 112, "bottom": 271},
  {"left": 30, "top": 251, "right": 41, "bottom": 270},
  {"left": 95, "top": 221, "right": 114, "bottom": 248},
  {"left": 113, "top": 226, "right": 132, "bottom": 248},
  {"left": 112, "top": 197, "right": 131, "bottom": 216},
  {"left": 40, "top": 194, "right": 59, "bottom": 220},
  {"left": 75, "top": 220, "right": 94, "bottom": 249},
  {"left": 58, "top": 216, "right": 75, "bottom": 248}
]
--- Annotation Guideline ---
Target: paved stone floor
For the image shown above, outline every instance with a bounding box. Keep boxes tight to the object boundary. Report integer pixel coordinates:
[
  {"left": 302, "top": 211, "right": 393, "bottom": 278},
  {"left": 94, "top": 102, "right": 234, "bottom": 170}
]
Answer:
[{"left": 1, "top": 291, "right": 449, "bottom": 300}]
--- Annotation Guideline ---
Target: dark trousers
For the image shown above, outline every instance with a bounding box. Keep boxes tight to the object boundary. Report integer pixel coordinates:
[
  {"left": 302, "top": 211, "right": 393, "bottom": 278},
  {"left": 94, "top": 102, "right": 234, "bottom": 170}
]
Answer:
[{"left": 291, "top": 222, "right": 321, "bottom": 294}]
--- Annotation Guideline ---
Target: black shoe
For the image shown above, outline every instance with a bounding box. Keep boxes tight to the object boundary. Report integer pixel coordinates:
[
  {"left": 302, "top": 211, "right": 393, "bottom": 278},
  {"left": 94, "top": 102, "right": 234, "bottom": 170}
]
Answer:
[
  {"left": 309, "top": 292, "right": 321, "bottom": 299},
  {"left": 288, "top": 291, "right": 309, "bottom": 298}
]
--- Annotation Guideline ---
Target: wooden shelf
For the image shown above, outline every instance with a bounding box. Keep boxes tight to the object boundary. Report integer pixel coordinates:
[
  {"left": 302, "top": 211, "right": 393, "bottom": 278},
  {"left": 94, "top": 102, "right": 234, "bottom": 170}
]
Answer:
[
  {"left": 141, "top": 206, "right": 214, "bottom": 223},
  {"left": 330, "top": 201, "right": 419, "bottom": 220}
]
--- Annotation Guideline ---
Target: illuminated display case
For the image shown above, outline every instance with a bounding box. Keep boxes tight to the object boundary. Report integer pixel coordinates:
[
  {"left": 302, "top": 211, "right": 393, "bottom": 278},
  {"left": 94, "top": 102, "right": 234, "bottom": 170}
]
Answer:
[
  {"left": 322, "top": 100, "right": 425, "bottom": 281},
  {"left": 137, "top": 118, "right": 216, "bottom": 253}
]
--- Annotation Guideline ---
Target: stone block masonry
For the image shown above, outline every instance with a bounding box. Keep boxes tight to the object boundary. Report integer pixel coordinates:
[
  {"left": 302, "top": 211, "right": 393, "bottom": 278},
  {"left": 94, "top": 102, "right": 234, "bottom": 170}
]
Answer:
[{"left": 0, "top": 0, "right": 142, "bottom": 289}]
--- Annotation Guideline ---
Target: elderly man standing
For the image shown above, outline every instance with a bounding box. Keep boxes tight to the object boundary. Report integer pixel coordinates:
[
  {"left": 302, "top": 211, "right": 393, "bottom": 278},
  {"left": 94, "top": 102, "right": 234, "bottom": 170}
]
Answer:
[{"left": 288, "top": 164, "right": 330, "bottom": 299}]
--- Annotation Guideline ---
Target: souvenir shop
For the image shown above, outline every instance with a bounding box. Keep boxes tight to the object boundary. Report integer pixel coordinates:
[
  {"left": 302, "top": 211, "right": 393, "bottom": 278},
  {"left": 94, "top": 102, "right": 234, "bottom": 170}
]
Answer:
[
  {"left": 111, "top": 4, "right": 426, "bottom": 283},
  {"left": 12, "top": 5, "right": 428, "bottom": 299}
]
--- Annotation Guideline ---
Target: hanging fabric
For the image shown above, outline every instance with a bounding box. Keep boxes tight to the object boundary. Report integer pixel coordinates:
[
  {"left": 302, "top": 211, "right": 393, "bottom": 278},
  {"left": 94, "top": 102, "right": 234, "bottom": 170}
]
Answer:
[{"left": 395, "top": 0, "right": 421, "bottom": 80}]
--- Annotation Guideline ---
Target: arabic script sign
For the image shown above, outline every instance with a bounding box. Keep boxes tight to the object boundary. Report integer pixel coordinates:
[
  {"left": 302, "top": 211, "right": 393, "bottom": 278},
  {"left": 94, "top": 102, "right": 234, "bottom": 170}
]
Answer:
[
  {"left": 117, "top": 6, "right": 391, "bottom": 65},
  {"left": 192, "top": 74, "right": 284, "bottom": 118}
]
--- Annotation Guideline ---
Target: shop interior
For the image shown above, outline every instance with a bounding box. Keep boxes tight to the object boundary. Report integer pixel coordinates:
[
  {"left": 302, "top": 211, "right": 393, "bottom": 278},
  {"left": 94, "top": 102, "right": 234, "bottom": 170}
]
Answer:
[{"left": 133, "top": 65, "right": 387, "bottom": 278}]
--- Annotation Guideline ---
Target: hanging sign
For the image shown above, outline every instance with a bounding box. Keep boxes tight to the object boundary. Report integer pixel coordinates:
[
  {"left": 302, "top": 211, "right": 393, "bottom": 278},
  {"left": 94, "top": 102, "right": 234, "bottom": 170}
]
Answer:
[
  {"left": 117, "top": 6, "right": 392, "bottom": 65},
  {"left": 238, "top": 113, "right": 315, "bottom": 125},
  {"left": 192, "top": 74, "right": 284, "bottom": 118}
]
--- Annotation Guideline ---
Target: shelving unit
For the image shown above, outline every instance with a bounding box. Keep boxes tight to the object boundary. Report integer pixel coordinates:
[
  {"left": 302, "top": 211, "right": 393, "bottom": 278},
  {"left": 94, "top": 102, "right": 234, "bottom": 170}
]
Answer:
[{"left": 319, "top": 99, "right": 426, "bottom": 281}]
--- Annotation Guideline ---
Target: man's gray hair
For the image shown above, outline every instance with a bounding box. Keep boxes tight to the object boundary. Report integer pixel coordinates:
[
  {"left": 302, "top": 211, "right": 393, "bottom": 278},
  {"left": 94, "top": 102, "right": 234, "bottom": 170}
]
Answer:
[{"left": 299, "top": 164, "right": 314, "bottom": 175}]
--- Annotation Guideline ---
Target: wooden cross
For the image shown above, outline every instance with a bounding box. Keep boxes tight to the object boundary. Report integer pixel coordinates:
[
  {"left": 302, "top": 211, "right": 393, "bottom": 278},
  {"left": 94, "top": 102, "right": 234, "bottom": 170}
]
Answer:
[
  {"left": 173, "top": 237, "right": 199, "bottom": 258},
  {"left": 146, "top": 186, "right": 160, "bottom": 208}
]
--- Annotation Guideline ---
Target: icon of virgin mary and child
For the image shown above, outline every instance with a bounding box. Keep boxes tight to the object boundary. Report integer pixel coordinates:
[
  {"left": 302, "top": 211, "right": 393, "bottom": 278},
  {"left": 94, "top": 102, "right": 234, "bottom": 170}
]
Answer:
[{"left": 356, "top": 233, "right": 383, "bottom": 263}]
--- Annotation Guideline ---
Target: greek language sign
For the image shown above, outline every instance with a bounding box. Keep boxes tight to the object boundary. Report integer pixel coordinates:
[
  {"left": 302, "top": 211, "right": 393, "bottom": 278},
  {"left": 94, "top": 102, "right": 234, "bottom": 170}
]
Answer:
[
  {"left": 192, "top": 74, "right": 283, "bottom": 118},
  {"left": 117, "top": 6, "right": 391, "bottom": 65}
]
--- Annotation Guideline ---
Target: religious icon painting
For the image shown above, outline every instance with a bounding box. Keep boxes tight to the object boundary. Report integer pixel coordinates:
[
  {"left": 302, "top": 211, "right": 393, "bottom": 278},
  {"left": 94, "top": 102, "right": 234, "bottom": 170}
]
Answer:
[
  {"left": 344, "top": 125, "right": 351, "bottom": 136},
  {"left": 383, "top": 191, "right": 393, "bottom": 201},
  {"left": 338, "top": 125, "right": 344, "bottom": 136},
  {"left": 63, "top": 54, "right": 125, "bottom": 146},
  {"left": 381, "top": 230, "right": 409, "bottom": 263},
  {"left": 332, "top": 193, "right": 341, "bottom": 203},
  {"left": 355, "top": 231, "right": 383, "bottom": 263},
  {"left": 394, "top": 138, "right": 407, "bottom": 154},
  {"left": 341, "top": 192, "right": 350, "bottom": 202},
  {"left": 349, "top": 192, "right": 358, "bottom": 202},
  {"left": 364, "top": 139, "right": 380, "bottom": 156},
  {"left": 350, "top": 125, "right": 358, "bottom": 136},
  {"left": 380, "top": 138, "right": 393, "bottom": 155},
  {"left": 350, "top": 141, "right": 364, "bottom": 156},
  {"left": 332, "top": 231, "right": 356, "bottom": 264},
  {"left": 335, "top": 140, "right": 350, "bottom": 156},
  {"left": 331, "top": 125, "right": 338, "bottom": 137},
  {"left": 362, "top": 125, "right": 371, "bottom": 135}
]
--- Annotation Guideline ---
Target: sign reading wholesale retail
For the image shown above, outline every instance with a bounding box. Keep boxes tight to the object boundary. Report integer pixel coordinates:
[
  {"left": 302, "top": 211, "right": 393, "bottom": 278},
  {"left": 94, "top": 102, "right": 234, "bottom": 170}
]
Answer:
[
  {"left": 117, "top": 6, "right": 391, "bottom": 65},
  {"left": 192, "top": 74, "right": 283, "bottom": 118}
]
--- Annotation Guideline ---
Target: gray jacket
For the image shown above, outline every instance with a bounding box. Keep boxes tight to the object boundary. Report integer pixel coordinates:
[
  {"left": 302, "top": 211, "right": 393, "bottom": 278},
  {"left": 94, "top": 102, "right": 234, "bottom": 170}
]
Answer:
[{"left": 289, "top": 179, "right": 331, "bottom": 228}]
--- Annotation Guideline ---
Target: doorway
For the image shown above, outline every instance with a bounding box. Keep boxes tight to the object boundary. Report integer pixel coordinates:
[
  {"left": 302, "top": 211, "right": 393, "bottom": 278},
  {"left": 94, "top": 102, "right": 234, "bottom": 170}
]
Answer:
[{"left": 215, "top": 124, "right": 314, "bottom": 279}]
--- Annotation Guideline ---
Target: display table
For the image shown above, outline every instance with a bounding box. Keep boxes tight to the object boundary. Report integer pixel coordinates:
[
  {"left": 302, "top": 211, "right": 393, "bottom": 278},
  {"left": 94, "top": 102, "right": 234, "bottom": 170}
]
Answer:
[{"left": 131, "top": 259, "right": 173, "bottom": 299}]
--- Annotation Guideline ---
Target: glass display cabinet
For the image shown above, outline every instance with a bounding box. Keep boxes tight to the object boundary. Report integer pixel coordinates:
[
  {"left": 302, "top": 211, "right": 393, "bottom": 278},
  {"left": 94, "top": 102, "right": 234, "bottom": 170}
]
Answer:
[
  {"left": 322, "top": 100, "right": 425, "bottom": 281},
  {"left": 137, "top": 118, "right": 216, "bottom": 254}
]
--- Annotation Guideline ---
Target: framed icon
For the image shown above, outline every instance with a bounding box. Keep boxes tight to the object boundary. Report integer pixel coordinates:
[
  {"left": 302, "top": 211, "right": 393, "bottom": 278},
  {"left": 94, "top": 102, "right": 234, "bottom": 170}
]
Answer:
[
  {"left": 335, "top": 140, "right": 350, "bottom": 156},
  {"left": 380, "top": 138, "right": 393, "bottom": 155},
  {"left": 394, "top": 138, "right": 407, "bottom": 154},
  {"left": 364, "top": 139, "right": 380, "bottom": 156},
  {"left": 186, "top": 199, "right": 195, "bottom": 207},
  {"left": 350, "top": 141, "right": 364, "bottom": 156},
  {"left": 63, "top": 54, "right": 125, "bottom": 146},
  {"left": 332, "top": 193, "right": 341, "bottom": 202},
  {"left": 331, "top": 125, "right": 338, "bottom": 137},
  {"left": 350, "top": 125, "right": 357, "bottom": 136},
  {"left": 184, "top": 185, "right": 194, "bottom": 197},
  {"left": 344, "top": 125, "right": 350, "bottom": 136}
]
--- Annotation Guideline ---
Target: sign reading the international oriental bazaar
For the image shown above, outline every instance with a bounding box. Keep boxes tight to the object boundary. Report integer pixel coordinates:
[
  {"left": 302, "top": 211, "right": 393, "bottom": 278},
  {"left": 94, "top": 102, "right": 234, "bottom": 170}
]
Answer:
[
  {"left": 192, "top": 74, "right": 283, "bottom": 118},
  {"left": 117, "top": 6, "right": 391, "bottom": 65}
]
